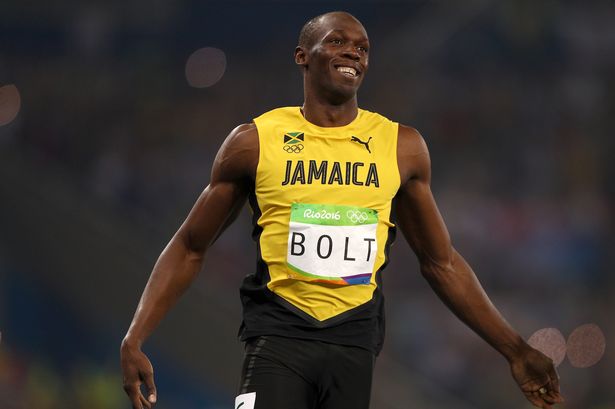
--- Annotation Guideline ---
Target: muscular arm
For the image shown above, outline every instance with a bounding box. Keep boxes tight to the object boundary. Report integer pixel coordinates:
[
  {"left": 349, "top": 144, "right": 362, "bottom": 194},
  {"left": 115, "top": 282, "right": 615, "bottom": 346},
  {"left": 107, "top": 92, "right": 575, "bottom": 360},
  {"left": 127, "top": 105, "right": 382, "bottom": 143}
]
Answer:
[
  {"left": 120, "top": 123, "right": 258, "bottom": 409},
  {"left": 395, "top": 125, "right": 562, "bottom": 408}
]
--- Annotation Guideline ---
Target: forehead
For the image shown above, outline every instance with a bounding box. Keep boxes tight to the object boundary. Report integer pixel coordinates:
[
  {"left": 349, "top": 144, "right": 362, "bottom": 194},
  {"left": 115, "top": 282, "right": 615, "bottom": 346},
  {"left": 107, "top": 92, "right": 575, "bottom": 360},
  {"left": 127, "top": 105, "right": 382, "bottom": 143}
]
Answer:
[{"left": 315, "top": 14, "right": 369, "bottom": 41}]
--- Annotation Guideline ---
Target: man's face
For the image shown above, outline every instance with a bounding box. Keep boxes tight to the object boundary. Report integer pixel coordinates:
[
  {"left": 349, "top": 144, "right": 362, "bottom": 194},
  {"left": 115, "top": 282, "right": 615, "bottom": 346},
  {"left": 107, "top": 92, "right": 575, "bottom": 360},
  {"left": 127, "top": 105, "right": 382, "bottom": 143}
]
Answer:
[{"left": 297, "top": 14, "right": 370, "bottom": 101}]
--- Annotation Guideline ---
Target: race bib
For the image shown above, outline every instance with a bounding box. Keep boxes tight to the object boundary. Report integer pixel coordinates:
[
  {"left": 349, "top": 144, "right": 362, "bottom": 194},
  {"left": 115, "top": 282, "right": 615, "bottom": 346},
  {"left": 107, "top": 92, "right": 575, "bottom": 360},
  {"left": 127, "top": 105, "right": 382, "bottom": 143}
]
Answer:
[{"left": 286, "top": 203, "right": 378, "bottom": 285}]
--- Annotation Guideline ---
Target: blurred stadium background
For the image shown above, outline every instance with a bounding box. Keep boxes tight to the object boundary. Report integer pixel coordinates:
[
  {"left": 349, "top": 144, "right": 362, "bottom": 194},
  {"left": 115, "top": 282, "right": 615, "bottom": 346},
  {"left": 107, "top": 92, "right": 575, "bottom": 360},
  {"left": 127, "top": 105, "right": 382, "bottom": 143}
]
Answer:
[{"left": 1, "top": 1, "right": 613, "bottom": 408}]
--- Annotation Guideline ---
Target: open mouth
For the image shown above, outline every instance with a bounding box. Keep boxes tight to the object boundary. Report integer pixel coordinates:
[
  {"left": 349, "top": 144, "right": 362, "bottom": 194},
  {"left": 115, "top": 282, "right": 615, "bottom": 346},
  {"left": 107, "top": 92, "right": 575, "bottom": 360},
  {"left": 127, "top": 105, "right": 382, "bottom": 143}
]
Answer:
[{"left": 335, "top": 66, "right": 359, "bottom": 78}]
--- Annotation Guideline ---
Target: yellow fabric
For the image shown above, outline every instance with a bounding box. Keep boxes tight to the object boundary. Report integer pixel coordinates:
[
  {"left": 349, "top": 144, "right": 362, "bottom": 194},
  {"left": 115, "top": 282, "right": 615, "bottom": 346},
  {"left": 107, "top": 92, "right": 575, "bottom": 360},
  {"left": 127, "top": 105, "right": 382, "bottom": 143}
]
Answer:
[{"left": 253, "top": 107, "right": 400, "bottom": 321}]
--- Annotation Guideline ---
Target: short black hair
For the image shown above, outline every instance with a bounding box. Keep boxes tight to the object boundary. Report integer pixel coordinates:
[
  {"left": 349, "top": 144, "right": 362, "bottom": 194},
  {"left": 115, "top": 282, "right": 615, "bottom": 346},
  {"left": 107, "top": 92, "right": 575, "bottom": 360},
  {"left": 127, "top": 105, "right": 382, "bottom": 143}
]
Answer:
[
  {"left": 297, "top": 11, "right": 361, "bottom": 49},
  {"left": 298, "top": 13, "right": 326, "bottom": 49}
]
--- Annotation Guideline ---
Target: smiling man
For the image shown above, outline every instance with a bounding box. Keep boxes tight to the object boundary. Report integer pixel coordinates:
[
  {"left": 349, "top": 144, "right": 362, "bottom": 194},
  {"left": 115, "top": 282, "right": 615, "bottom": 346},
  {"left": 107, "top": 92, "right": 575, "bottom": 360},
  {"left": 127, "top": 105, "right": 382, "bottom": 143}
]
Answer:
[{"left": 121, "top": 11, "right": 564, "bottom": 409}]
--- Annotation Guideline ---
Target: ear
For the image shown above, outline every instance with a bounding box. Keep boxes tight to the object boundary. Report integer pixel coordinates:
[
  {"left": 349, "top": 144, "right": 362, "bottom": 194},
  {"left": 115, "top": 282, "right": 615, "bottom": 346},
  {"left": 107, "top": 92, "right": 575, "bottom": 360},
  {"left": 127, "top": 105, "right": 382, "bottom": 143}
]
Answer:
[{"left": 294, "top": 46, "right": 308, "bottom": 68}]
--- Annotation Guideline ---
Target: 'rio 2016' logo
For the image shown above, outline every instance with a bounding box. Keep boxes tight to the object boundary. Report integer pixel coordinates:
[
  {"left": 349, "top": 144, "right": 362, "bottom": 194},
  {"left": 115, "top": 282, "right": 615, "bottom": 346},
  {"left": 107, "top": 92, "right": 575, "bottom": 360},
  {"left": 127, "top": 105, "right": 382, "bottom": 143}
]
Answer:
[{"left": 303, "top": 209, "right": 341, "bottom": 220}]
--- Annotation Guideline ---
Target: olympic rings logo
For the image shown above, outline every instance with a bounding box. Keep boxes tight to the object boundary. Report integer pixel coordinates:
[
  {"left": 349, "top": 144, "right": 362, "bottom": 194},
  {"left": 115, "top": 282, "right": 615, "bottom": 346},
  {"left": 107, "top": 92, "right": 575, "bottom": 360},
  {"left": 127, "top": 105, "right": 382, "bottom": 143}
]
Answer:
[
  {"left": 283, "top": 143, "right": 304, "bottom": 153},
  {"left": 346, "top": 210, "right": 369, "bottom": 224}
]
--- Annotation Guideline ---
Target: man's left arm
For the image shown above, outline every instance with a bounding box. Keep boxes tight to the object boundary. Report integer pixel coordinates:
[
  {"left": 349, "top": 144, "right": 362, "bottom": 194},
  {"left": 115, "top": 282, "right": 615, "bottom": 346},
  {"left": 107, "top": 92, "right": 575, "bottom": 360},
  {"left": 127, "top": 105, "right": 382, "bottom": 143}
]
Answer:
[{"left": 394, "top": 125, "right": 564, "bottom": 409}]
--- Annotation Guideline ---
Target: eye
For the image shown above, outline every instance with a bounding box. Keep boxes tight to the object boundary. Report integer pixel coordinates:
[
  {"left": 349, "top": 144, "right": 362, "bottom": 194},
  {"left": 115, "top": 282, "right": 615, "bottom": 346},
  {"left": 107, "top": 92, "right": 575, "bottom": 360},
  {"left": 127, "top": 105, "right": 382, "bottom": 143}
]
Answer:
[
  {"left": 357, "top": 46, "right": 369, "bottom": 53},
  {"left": 329, "top": 38, "right": 343, "bottom": 45}
]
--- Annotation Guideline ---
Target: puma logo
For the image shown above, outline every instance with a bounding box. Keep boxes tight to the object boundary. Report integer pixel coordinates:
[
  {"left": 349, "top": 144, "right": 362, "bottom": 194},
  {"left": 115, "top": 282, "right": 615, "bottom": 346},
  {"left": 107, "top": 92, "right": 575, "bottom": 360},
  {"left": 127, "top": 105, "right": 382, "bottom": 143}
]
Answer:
[
  {"left": 351, "top": 136, "right": 372, "bottom": 153},
  {"left": 236, "top": 403, "right": 244, "bottom": 409}
]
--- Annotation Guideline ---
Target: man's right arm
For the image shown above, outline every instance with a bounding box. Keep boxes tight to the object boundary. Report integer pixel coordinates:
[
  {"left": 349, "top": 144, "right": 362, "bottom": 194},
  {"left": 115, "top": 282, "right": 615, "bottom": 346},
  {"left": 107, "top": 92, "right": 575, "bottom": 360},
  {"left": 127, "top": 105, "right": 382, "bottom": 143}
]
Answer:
[{"left": 120, "top": 123, "right": 258, "bottom": 409}]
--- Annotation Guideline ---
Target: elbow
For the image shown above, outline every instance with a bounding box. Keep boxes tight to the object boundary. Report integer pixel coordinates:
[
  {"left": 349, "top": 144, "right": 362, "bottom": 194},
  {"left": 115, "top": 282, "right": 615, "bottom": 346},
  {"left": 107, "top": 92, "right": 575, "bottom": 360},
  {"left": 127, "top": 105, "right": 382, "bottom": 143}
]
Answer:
[
  {"left": 176, "top": 227, "right": 207, "bottom": 259},
  {"left": 420, "top": 260, "right": 453, "bottom": 283},
  {"left": 418, "top": 247, "right": 457, "bottom": 282}
]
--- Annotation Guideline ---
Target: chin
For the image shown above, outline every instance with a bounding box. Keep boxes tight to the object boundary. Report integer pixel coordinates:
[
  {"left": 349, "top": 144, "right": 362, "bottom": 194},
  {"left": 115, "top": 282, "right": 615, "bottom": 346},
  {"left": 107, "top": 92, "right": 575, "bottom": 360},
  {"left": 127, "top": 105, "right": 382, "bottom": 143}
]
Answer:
[
  {"left": 325, "top": 87, "right": 357, "bottom": 105},
  {"left": 326, "top": 80, "right": 362, "bottom": 104}
]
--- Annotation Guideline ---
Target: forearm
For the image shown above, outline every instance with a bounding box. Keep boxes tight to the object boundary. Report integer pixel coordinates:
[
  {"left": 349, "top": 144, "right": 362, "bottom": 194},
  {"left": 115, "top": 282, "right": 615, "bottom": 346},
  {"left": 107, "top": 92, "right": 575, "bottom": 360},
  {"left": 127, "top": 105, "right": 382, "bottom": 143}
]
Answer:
[
  {"left": 421, "top": 249, "right": 528, "bottom": 361},
  {"left": 123, "top": 234, "right": 204, "bottom": 348}
]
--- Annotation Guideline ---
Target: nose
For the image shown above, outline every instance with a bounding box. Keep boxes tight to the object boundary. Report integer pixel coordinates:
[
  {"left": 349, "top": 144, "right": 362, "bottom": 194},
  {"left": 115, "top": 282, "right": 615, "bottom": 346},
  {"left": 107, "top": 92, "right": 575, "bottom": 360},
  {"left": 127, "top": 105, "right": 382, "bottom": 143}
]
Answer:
[{"left": 341, "top": 45, "right": 360, "bottom": 61}]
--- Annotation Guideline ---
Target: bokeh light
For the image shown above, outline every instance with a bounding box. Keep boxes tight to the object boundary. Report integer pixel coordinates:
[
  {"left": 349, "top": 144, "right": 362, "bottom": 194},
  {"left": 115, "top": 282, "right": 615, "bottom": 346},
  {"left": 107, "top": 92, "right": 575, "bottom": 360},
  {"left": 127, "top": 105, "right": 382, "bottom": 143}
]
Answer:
[
  {"left": 0, "top": 84, "right": 21, "bottom": 126},
  {"left": 185, "top": 47, "right": 227, "bottom": 88},
  {"left": 567, "top": 324, "right": 606, "bottom": 368},
  {"left": 527, "top": 328, "right": 567, "bottom": 366}
]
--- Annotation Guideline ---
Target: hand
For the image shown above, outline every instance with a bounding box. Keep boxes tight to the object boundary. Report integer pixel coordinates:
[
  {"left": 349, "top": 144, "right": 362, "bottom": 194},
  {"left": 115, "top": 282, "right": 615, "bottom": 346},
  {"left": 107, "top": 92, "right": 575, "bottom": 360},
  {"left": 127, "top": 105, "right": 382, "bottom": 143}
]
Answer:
[
  {"left": 121, "top": 340, "right": 158, "bottom": 409},
  {"left": 509, "top": 346, "right": 564, "bottom": 408}
]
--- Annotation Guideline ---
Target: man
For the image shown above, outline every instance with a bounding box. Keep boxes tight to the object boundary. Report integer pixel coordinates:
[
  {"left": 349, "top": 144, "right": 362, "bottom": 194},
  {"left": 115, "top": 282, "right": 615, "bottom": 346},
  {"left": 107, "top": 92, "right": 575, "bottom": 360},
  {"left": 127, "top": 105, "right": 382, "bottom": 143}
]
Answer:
[{"left": 121, "top": 11, "right": 564, "bottom": 409}]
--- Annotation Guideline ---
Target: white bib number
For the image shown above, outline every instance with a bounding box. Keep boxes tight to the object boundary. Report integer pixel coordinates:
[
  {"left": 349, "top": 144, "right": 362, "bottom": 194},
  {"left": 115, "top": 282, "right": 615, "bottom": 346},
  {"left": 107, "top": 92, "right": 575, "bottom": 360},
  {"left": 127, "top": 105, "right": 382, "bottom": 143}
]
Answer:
[{"left": 286, "top": 203, "right": 378, "bottom": 285}]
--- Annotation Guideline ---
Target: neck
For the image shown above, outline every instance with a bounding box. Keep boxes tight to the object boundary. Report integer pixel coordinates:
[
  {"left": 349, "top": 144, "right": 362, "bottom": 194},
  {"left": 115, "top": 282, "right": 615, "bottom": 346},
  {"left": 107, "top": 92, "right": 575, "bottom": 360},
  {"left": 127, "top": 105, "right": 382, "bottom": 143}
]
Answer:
[{"left": 301, "top": 85, "right": 359, "bottom": 127}]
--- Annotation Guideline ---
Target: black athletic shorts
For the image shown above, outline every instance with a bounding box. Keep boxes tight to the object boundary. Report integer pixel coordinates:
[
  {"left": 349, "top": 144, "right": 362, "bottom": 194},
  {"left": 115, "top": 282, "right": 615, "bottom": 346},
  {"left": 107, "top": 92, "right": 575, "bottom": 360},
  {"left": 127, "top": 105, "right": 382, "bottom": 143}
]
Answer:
[{"left": 236, "top": 335, "right": 375, "bottom": 409}]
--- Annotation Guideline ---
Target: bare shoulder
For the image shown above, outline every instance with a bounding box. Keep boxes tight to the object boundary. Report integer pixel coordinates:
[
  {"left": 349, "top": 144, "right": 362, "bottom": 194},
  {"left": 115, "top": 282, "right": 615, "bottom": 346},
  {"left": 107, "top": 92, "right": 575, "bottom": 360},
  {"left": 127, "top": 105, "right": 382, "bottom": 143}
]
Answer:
[
  {"left": 397, "top": 124, "right": 428, "bottom": 157},
  {"left": 397, "top": 124, "right": 430, "bottom": 185},
  {"left": 223, "top": 122, "right": 258, "bottom": 151},
  {"left": 213, "top": 123, "right": 259, "bottom": 182}
]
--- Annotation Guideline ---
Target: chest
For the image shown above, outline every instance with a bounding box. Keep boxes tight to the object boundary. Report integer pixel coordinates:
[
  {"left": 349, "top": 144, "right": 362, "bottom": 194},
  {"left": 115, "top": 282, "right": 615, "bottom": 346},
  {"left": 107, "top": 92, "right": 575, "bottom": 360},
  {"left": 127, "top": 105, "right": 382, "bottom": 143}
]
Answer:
[{"left": 256, "top": 129, "right": 400, "bottom": 207}]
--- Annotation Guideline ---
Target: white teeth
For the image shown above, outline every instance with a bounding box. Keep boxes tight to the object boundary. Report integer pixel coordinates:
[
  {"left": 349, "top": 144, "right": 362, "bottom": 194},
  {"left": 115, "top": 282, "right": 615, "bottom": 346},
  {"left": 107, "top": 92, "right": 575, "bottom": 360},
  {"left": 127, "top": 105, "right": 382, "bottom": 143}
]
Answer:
[{"left": 337, "top": 66, "right": 357, "bottom": 77}]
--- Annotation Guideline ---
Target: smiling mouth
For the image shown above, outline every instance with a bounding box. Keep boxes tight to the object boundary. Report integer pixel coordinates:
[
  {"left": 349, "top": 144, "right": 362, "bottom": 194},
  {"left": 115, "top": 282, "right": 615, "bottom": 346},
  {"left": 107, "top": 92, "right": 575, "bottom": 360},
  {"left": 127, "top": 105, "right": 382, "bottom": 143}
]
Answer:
[{"left": 336, "top": 66, "right": 358, "bottom": 78}]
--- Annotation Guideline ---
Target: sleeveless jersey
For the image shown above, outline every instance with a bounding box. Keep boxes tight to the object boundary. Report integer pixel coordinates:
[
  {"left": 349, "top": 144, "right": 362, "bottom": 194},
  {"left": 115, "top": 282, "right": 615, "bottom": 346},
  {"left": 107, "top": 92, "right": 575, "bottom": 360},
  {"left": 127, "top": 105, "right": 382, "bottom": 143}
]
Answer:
[{"left": 239, "top": 106, "right": 400, "bottom": 353}]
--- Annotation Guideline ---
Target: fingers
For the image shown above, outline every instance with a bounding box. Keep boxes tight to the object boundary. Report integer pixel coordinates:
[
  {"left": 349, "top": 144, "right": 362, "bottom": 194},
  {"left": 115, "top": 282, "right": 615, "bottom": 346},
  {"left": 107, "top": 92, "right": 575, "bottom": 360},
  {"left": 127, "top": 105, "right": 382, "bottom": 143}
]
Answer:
[
  {"left": 545, "top": 385, "right": 564, "bottom": 404},
  {"left": 523, "top": 391, "right": 552, "bottom": 409},
  {"left": 140, "top": 394, "right": 153, "bottom": 409},
  {"left": 546, "top": 391, "right": 564, "bottom": 405},
  {"left": 142, "top": 371, "right": 157, "bottom": 405},
  {"left": 123, "top": 384, "right": 153, "bottom": 409},
  {"left": 522, "top": 380, "right": 564, "bottom": 409},
  {"left": 519, "top": 370, "right": 564, "bottom": 407},
  {"left": 130, "top": 395, "right": 142, "bottom": 409},
  {"left": 520, "top": 381, "right": 558, "bottom": 408},
  {"left": 547, "top": 367, "right": 564, "bottom": 403},
  {"left": 121, "top": 348, "right": 157, "bottom": 408},
  {"left": 511, "top": 348, "right": 564, "bottom": 408},
  {"left": 123, "top": 383, "right": 145, "bottom": 409},
  {"left": 544, "top": 367, "right": 564, "bottom": 404},
  {"left": 541, "top": 391, "right": 560, "bottom": 405}
]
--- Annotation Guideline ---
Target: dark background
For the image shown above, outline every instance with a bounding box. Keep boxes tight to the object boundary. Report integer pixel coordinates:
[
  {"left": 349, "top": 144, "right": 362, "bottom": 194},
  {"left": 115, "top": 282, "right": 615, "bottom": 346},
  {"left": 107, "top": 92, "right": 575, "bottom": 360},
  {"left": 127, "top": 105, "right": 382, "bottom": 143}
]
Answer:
[{"left": 1, "top": 1, "right": 613, "bottom": 408}]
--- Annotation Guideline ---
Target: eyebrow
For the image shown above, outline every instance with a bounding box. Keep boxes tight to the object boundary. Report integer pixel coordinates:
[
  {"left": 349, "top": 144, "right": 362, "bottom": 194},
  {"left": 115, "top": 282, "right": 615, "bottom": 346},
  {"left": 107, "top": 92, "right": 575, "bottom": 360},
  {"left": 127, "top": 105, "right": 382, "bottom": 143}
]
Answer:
[{"left": 324, "top": 29, "right": 369, "bottom": 42}]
